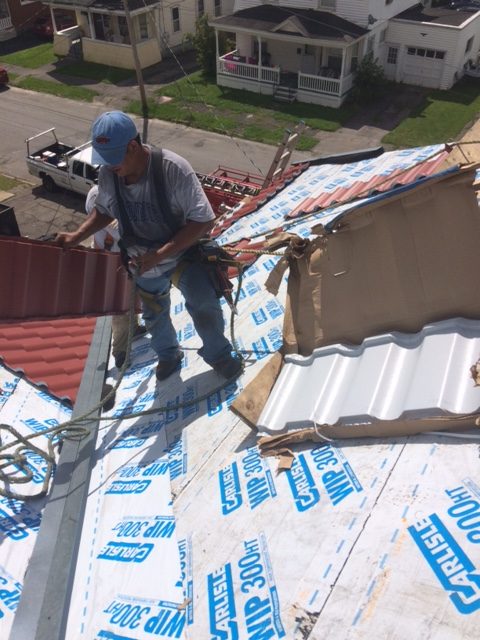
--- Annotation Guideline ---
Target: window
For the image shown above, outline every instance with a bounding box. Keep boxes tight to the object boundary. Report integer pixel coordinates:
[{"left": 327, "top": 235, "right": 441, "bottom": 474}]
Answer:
[
  {"left": 350, "top": 42, "right": 359, "bottom": 72},
  {"left": 319, "top": 0, "right": 336, "bottom": 9},
  {"left": 118, "top": 16, "right": 130, "bottom": 44},
  {"left": 93, "top": 13, "right": 112, "bottom": 41},
  {"left": 406, "top": 46, "right": 445, "bottom": 60},
  {"left": 138, "top": 14, "right": 148, "bottom": 40},
  {"left": 465, "top": 36, "right": 473, "bottom": 54},
  {"left": 85, "top": 165, "right": 97, "bottom": 181},
  {"left": 366, "top": 35, "right": 375, "bottom": 59},
  {"left": 380, "top": 28, "right": 387, "bottom": 43},
  {"left": 198, "top": 0, "right": 204, "bottom": 16},
  {"left": 0, "top": 0, "right": 10, "bottom": 19},
  {"left": 387, "top": 47, "right": 397, "bottom": 65},
  {"left": 214, "top": 0, "right": 221, "bottom": 17},
  {"left": 172, "top": 7, "right": 180, "bottom": 32},
  {"left": 72, "top": 161, "right": 83, "bottom": 178}
]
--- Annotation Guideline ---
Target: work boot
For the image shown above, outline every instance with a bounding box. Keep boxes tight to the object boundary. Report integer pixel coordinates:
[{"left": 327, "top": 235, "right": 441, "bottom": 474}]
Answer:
[
  {"left": 156, "top": 351, "right": 184, "bottom": 381},
  {"left": 212, "top": 354, "right": 244, "bottom": 379},
  {"left": 134, "top": 324, "right": 147, "bottom": 338},
  {"left": 114, "top": 351, "right": 127, "bottom": 369}
]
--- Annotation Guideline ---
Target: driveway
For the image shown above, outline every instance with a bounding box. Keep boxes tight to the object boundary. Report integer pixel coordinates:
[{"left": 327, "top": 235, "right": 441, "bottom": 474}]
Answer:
[{"left": 313, "top": 85, "right": 428, "bottom": 155}]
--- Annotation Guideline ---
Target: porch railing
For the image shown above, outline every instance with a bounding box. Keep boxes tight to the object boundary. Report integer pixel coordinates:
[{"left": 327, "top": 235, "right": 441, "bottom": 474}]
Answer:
[
  {"left": 218, "top": 55, "right": 280, "bottom": 85},
  {"left": 298, "top": 71, "right": 339, "bottom": 95},
  {"left": 298, "top": 71, "right": 354, "bottom": 96},
  {"left": 0, "top": 16, "right": 13, "bottom": 30},
  {"left": 218, "top": 53, "right": 354, "bottom": 97}
]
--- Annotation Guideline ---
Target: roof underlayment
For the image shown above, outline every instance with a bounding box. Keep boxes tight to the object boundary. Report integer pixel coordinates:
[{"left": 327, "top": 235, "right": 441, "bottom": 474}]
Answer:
[{"left": 2, "top": 144, "right": 480, "bottom": 639}]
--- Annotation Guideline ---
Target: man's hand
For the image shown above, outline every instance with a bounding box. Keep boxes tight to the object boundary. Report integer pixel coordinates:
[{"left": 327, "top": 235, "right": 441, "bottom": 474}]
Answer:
[
  {"left": 54, "top": 232, "right": 81, "bottom": 249},
  {"left": 130, "top": 250, "right": 162, "bottom": 276}
]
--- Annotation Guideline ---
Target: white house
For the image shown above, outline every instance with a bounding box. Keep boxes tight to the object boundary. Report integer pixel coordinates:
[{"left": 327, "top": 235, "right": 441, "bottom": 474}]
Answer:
[
  {"left": 44, "top": 0, "right": 234, "bottom": 70},
  {"left": 209, "top": 0, "right": 480, "bottom": 106}
]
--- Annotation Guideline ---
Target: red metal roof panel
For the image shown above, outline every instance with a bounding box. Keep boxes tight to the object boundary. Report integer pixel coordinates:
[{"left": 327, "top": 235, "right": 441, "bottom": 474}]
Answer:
[
  {"left": 285, "top": 150, "right": 451, "bottom": 219},
  {"left": 0, "top": 317, "right": 97, "bottom": 404},
  {"left": 0, "top": 237, "right": 131, "bottom": 323}
]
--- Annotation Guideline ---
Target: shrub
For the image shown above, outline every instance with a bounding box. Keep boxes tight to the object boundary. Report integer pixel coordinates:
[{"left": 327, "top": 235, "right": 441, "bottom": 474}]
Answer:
[{"left": 351, "top": 56, "right": 388, "bottom": 104}]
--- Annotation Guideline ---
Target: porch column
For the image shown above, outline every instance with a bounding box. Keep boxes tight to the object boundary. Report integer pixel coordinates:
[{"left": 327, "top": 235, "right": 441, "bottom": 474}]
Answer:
[
  {"left": 340, "top": 49, "right": 346, "bottom": 77},
  {"left": 340, "top": 48, "right": 346, "bottom": 93},
  {"left": 87, "top": 11, "right": 95, "bottom": 39},
  {"left": 49, "top": 6, "right": 57, "bottom": 32},
  {"left": 258, "top": 36, "right": 261, "bottom": 81},
  {"left": 215, "top": 30, "right": 219, "bottom": 73}
]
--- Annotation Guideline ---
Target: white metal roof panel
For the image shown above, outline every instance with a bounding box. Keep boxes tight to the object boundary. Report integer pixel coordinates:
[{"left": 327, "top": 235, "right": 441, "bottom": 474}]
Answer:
[{"left": 258, "top": 318, "right": 480, "bottom": 434}]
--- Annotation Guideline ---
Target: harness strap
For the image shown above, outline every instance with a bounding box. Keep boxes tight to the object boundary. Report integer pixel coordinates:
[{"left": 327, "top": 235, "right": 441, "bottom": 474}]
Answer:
[{"left": 113, "top": 147, "right": 182, "bottom": 247}]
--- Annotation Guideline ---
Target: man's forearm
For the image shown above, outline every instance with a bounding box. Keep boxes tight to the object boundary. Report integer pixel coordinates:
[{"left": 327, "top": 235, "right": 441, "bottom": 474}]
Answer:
[{"left": 72, "top": 210, "right": 113, "bottom": 244}]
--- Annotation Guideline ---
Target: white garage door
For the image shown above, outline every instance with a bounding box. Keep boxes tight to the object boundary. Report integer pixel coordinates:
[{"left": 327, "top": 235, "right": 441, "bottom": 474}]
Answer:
[{"left": 402, "top": 47, "right": 445, "bottom": 88}]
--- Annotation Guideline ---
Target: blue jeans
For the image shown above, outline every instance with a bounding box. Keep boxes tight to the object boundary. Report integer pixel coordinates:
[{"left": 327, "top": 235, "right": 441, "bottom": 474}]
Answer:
[{"left": 136, "top": 262, "right": 232, "bottom": 365}]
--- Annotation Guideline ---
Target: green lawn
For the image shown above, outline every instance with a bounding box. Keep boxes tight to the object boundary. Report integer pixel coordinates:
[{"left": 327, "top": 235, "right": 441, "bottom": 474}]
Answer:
[
  {"left": 383, "top": 79, "right": 480, "bottom": 147},
  {"left": 57, "top": 61, "right": 135, "bottom": 84},
  {"left": 126, "top": 72, "right": 358, "bottom": 151},
  {"left": 13, "top": 76, "right": 99, "bottom": 102},
  {"left": 0, "top": 174, "right": 23, "bottom": 191},
  {"left": 0, "top": 43, "right": 57, "bottom": 69}
]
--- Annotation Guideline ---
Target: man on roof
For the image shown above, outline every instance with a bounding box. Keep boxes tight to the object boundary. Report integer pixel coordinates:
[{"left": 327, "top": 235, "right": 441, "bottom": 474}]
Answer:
[{"left": 55, "top": 110, "right": 243, "bottom": 382}]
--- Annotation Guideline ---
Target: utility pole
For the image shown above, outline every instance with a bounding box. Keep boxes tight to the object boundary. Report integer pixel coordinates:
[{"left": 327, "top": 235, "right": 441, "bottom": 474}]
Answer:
[{"left": 122, "top": 0, "right": 149, "bottom": 125}]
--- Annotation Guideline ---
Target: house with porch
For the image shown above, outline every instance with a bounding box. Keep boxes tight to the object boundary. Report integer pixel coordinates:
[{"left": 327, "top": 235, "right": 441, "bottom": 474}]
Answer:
[
  {"left": 0, "top": 0, "right": 48, "bottom": 40},
  {"left": 209, "top": 1, "right": 480, "bottom": 107},
  {"left": 40, "top": 0, "right": 234, "bottom": 70}
]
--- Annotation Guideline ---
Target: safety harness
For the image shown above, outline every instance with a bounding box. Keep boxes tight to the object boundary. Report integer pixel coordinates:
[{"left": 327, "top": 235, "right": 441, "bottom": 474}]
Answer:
[{"left": 113, "top": 148, "right": 235, "bottom": 308}]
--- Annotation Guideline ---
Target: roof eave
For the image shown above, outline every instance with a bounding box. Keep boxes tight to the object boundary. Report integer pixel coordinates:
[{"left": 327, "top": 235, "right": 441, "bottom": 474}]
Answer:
[{"left": 209, "top": 22, "right": 362, "bottom": 46}]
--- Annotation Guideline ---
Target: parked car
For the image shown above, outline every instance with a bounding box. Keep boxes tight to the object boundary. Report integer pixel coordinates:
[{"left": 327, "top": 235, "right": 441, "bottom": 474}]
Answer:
[
  {"left": 32, "top": 13, "right": 75, "bottom": 38},
  {"left": 0, "top": 67, "right": 9, "bottom": 86}
]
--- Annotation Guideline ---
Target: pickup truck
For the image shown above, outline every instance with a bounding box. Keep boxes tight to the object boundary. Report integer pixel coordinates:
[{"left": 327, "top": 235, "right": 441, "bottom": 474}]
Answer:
[{"left": 26, "top": 128, "right": 98, "bottom": 196}]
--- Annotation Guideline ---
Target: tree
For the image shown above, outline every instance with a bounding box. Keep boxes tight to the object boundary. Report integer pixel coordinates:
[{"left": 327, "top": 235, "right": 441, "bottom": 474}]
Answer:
[
  {"left": 351, "top": 56, "right": 387, "bottom": 104},
  {"left": 187, "top": 14, "right": 217, "bottom": 79}
]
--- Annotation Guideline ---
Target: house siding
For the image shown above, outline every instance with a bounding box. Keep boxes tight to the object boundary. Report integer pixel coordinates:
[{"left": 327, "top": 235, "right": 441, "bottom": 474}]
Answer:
[
  {"left": 233, "top": 0, "right": 420, "bottom": 27},
  {"left": 386, "top": 16, "right": 480, "bottom": 89},
  {"left": 83, "top": 37, "right": 160, "bottom": 69},
  {"left": 1, "top": 0, "right": 47, "bottom": 38}
]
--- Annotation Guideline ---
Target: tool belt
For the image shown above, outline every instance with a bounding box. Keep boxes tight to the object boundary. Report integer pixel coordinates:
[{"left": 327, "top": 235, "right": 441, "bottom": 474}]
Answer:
[{"left": 174, "top": 239, "right": 236, "bottom": 309}]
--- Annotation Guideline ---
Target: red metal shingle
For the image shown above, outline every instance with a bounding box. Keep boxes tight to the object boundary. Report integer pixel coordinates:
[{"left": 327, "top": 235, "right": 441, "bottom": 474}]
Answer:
[
  {"left": 0, "top": 237, "right": 131, "bottom": 323},
  {"left": 0, "top": 317, "right": 97, "bottom": 404}
]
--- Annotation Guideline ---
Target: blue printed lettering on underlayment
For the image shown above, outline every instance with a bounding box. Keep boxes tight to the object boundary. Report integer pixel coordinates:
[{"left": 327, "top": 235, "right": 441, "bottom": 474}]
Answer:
[{"left": 408, "top": 513, "right": 480, "bottom": 614}]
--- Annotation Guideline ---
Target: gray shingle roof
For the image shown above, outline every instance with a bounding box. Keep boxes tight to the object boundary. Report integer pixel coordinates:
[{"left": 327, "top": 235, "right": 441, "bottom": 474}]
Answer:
[{"left": 211, "top": 4, "right": 367, "bottom": 42}]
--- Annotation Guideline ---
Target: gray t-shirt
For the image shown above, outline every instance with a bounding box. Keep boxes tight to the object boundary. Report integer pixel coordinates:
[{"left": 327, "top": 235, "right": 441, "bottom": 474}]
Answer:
[{"left": 95, "top": 147, "right": 214, "bottom": 277}]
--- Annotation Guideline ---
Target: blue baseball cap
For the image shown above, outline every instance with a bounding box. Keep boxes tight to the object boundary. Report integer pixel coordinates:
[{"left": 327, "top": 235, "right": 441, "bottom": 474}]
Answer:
[{"left": 91, "top": 111, "right": 138, "bottom": 166}]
